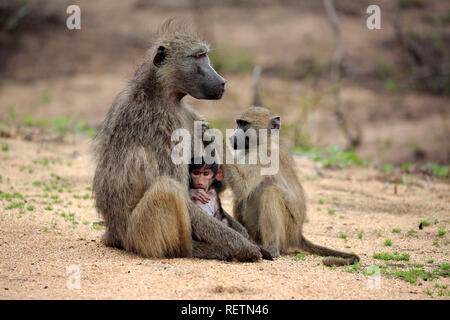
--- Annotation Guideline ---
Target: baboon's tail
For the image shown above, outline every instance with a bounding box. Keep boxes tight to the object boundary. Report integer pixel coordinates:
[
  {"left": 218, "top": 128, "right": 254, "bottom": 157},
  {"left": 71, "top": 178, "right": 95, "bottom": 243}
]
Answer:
[
  {"left": 299, "top": 234, "right": 360, "bottom": 266},
  {"left": 253, "top": 66, "right": 263, "bottom": 107}
]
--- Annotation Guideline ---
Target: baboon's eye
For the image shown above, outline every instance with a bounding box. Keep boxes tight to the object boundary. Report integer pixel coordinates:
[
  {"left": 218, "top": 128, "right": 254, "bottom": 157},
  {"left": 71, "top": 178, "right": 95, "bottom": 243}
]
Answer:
[{"left": 192, "top": 52, "right": 207, "bottom": 59}]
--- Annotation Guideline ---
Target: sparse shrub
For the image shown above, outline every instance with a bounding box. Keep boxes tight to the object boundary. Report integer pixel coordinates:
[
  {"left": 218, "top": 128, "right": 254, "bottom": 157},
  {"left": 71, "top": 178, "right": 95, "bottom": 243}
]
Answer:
[{"left": 209, "top": 44, "right": 255, "bottom": 74}]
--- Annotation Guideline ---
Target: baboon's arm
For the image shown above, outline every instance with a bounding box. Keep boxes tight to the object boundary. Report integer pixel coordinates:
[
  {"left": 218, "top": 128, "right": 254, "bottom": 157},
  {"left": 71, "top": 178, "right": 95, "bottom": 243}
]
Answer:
[
  {"left": 222, "top": 163, "right": 247, "bottom": 199},
  {"left": 221, "top": 209, "right": 249, "bottom": 239}
]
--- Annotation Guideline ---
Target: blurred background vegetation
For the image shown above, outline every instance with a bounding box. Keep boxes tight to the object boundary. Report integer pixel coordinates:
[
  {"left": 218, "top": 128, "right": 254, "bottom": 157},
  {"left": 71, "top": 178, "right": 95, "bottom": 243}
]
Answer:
[{"left": 0, "top": 0, "right": 448, "bottom": 177}]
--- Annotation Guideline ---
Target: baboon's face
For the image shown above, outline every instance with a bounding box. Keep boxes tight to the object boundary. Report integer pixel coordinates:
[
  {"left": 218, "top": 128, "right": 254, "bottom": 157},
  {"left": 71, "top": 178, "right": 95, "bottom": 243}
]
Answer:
[
  {"left": 190, "top": 168, "right": 215, "bottom": 190},
  {"left": 182, "top": 52, "right": 226, "bottom": 100},
  {"left": 153, "top": 40, "right": 226, "bottom": 100},
  {"left": 229, "top": 119, "right": 253, "bottom": 150},
  {"left": 229, "top": 107, "right": 281, "bottom": 150}
]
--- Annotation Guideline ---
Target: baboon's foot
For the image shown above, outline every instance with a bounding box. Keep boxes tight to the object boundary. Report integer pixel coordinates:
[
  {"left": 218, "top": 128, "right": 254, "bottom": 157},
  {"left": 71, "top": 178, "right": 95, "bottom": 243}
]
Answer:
[
  {"left": 262, "top": 245, "right": 280, "bottom": 258},
  {"left": 101, "top": 231, "right": 123, "bottom": 249},
  {"left": 101, "top": 231, "right": 113, "bottom": 246},
  {"left": 258, "top": 246, "right": 274, "bottom": 260}
]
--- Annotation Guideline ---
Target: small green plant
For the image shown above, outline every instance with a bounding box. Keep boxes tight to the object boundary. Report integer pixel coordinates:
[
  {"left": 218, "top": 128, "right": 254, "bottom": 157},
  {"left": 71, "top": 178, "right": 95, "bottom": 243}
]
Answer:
[
  {"left": 434, "top": 263, "right": 449, "bottom": 277},
  {"left": 429, "top": 164, "right": 448, "bottom": 178},
  {"left": 427, "top": 259, "right": 434, "bottom": 263},
  {"left": 338, "top": 233, "right": 347, "bottom": 239},
  {"left": 5, "top": 202, "right": 24, "bottom": 210},
  {"left": 27, "top": 205, "right": 35, "bottom": 211},
  {"left": 40, "top": 91, "right": 52, "bottom": 103},
  {"left": 377, "top": 232, "right": 382, "bottom": 237},
  {"left": 392, "top": 228, "right": 401, "bottom": 233},
  {"left": 294, "top": 253, "right": 306, "bottom": 261},
  {"left": 383, "top": 79, "right": 398, "bottom": 92},
  {"left": 384, "top": 239, "right": 392, "bottom": 246},
  {"left": 345, "top": 263, "right": 360, "bottom": 274},
  {"left": 327, "top": 208, "right": 335, "bottom": 215},
  {"left": 407, "top": 229, "right": 417, "bottom": 235},
  {"left": 438, "top": 229, "right": 446, "bottom": 236},
  {"left": 373, "top": 252, "right": 410, "bottom": 261},
  {"left": 401, "top": 162, "right": 413, "bottom": 171},
  {"left": 421, "top": 220, "right": 431, "bottom": 227},
  {"left": 382, "top": 164, "right": 393, "bottom": 173},
  {"left": 318, "top": 199, "right": 324, "bottom": 204},
  {"left": 425, "top": 289, "right": 433, "bottom": 296},
  {"left": 293, "top": 146, "right": 368, "bottom": 169},
  {"left": 358, "top": 232, "right": 363, "bottom": 239},
  {"left": 92, "top": 221, "right": 104, "bottom": 230},
  {"left": 433, "top": 241, "right": 439, "bottom": 247},
  {"left": 1, "top": 144, "right": 9, "bottom": 152}
]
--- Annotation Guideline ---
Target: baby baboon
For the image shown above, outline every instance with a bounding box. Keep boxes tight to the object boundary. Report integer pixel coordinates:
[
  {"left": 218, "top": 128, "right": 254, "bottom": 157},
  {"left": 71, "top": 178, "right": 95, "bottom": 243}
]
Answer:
[
  {"left": 224, "top": 106, "right": 360, "bottom": 266},
  {"left": 93, "top": 21, "right": 263, "bottom": 262},
  {"left": 189, "top": 156, "right": 249, "bottom": 241}
]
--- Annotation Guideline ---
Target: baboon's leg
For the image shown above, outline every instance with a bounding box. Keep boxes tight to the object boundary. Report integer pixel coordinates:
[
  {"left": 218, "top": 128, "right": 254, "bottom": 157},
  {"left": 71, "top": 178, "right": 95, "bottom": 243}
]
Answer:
[
  {"left": 187, "top": 201, "right": 262, "bottom": 262},
  {"left": 192, "top": 240, "right": 232, "bottom": 261},
  {"left": 126, "top": 176, "right": 192, "bottom": 258},
  {"left": 258, "top": 186, "right": 286, "bottom": 258}
]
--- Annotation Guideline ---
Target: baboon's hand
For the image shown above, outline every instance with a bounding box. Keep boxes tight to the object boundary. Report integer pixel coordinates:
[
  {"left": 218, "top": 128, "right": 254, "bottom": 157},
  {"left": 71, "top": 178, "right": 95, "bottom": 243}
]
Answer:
[
  {"left": 233, "top": 243, "right": 263, "bottom": 262},
  {"left": 259, "top": 247, "right": 273, "bottom": 260},
  {"left": 189, "top": 189, "right": 210, "bottom": 203}
]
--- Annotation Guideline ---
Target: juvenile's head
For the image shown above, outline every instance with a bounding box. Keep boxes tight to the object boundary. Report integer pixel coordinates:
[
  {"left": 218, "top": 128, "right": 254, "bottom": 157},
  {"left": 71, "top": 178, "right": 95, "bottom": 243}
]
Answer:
[
  {"left": 150, "top": 21, "right": 226, "bottom": 100},
  {"left": 189, "top": 156, "right": 224, "bottom": 190},
  {"left": 229, "top": 106, "right": 281, "bottom": 150}
]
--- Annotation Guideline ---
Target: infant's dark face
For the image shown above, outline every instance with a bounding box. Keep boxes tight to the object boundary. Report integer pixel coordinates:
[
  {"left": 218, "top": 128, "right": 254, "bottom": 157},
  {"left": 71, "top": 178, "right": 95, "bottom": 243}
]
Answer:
[{"left": 190, "top": 168, "right": 215, "bottom": 190}]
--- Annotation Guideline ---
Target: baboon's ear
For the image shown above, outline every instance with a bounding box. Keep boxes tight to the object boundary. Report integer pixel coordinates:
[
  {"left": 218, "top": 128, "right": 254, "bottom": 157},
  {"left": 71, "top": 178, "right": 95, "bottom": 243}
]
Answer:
[
  {"left": 153, "top": 46, "right": 166, "bottom": 67},
  {"left": 216, "top": 165, "right": 224, "bottom": 181},
  {"left": 271, "top": 116, "right": 281, "bottom": 130}
]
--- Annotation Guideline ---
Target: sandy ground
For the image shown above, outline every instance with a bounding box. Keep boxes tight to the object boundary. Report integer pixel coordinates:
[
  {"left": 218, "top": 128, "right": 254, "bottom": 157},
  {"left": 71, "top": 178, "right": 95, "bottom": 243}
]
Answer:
[{"left": 0, "top": 136, "right": 448, "bottom": 300}]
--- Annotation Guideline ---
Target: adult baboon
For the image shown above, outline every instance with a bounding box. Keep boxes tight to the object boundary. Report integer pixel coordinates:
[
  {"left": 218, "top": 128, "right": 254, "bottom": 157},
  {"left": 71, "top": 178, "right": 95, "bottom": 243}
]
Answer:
[
  {"left": 225, "top": 106, "right": 360, "bottom": 266},
  {"left": 93, "top": 21, "right": 263, "bottom": 262}
]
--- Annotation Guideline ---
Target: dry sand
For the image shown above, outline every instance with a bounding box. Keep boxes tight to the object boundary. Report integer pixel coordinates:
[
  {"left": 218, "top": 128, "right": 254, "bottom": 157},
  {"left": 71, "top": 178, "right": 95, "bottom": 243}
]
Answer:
[{"left": 0, "top": 137, "right": 448, "bottom": 300}]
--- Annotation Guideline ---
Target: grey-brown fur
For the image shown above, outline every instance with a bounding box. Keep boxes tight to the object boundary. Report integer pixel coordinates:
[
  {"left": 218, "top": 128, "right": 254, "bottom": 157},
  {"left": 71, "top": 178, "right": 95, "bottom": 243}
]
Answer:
[
  {"left": 225, "top": 106, "right": 360, "bottom": 266},
  {"left": 92, "top": 21, "right": 262, "bottom": 262}
]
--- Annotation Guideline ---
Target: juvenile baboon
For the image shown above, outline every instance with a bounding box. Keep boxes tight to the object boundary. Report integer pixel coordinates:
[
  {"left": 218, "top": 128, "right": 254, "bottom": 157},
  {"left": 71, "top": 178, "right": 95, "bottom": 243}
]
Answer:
[
  {"left": 93, "top": 21, "right": 263, "bottom": 262},
  {"left": 224, "top": 106, "right": 360, "bottom": 266}
]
